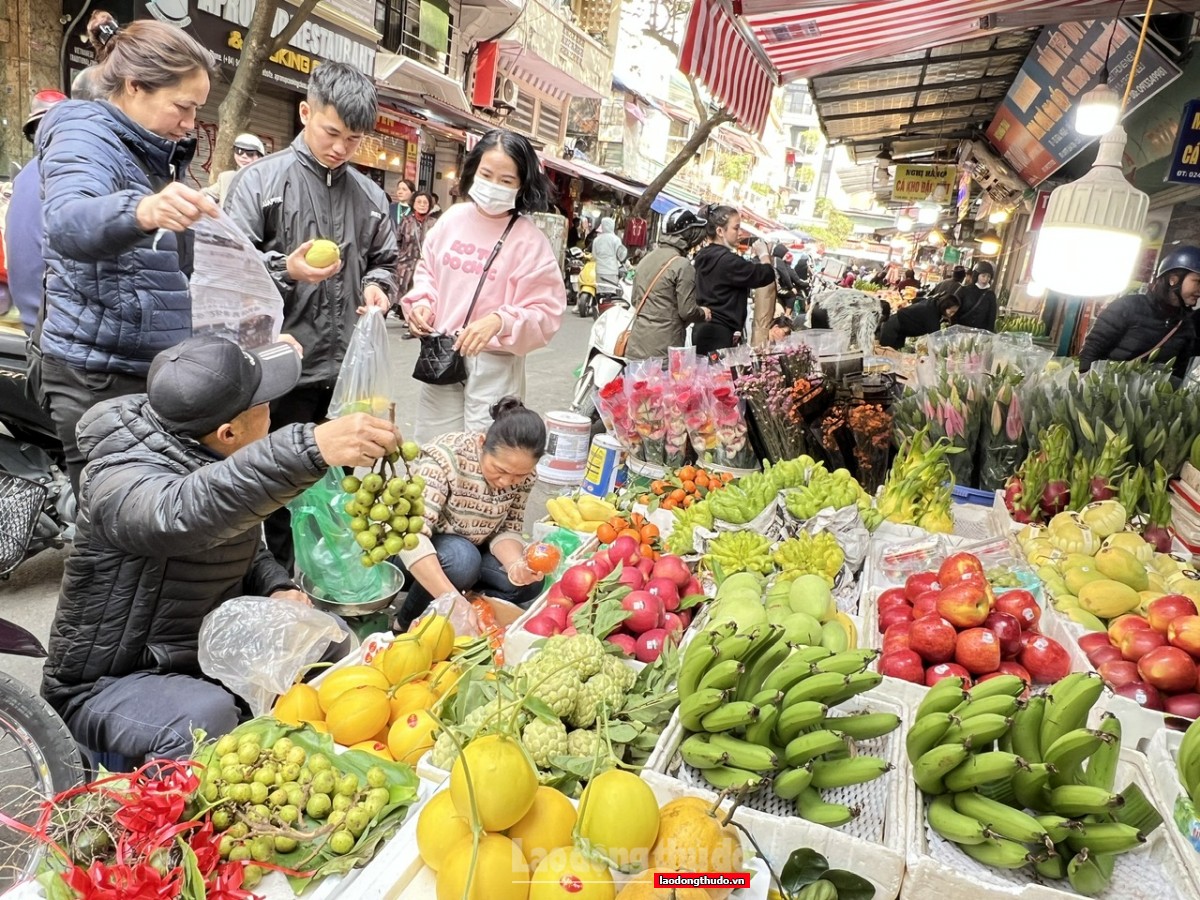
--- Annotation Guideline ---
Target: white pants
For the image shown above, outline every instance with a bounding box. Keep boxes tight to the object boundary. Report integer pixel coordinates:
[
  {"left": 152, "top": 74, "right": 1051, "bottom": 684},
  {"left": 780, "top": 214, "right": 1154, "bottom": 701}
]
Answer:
[{"left": 414, "top": 351, "right": 526, "bottom": 443}]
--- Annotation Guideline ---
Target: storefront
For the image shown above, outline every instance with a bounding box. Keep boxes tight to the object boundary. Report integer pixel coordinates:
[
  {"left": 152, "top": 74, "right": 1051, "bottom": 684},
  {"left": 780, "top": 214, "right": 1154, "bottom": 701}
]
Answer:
[{"left": 351, "top": 111, "right": 421, "bottom": 191}]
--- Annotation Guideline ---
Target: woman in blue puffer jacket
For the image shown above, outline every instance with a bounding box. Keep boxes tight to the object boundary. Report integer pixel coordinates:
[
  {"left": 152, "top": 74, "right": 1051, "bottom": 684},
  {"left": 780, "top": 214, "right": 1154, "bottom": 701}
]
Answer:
[{"left": 36, "top": 20, "right": 218, "bottom": 494}]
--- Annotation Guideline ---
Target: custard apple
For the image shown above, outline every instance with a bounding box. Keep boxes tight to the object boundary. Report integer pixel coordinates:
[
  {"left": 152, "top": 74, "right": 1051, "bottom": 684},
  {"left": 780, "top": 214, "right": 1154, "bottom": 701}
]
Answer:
[
  {"left": 599, "top": 653, "right": 637, "bottom": 693},
  {"left": 521, "top": 718, "right": 569, "bottom": 768},
  {"left": 556, "top": 634, "right": 606, "bottom": 679}
]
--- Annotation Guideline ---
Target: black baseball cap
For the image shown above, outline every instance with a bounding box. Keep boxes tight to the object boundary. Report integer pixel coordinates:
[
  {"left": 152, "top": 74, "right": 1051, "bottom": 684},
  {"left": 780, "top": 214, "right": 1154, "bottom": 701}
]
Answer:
[{"left": 148, "top": 336, "right": 301, "bottom": 437}]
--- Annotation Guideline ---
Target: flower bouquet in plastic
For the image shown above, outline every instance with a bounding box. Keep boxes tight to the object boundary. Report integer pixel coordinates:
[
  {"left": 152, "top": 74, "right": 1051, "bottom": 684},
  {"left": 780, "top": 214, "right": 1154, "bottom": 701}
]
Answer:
[
  {"left": 626, "top": 363, "right": 670, "bottom": 464},
  {"left": 595, "top": 376, "right": 642, "bottom": 459},
  {"left": 705, "top": 367, "right": 757, "bottom": 469}
]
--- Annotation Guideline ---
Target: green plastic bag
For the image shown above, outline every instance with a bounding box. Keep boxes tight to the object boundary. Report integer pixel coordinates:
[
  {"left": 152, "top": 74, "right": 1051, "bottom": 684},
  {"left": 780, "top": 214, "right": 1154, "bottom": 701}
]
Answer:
[{"left": 290, "top": 469, "right": 389, "bottom": 603}]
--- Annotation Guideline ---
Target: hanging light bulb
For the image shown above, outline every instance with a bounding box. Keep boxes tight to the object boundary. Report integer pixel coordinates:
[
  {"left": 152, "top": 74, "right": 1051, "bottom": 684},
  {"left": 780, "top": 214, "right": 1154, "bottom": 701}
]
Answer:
[
  {"left": 1025, "top": 280, "right": 1046, "bottom": 298},
  {"left": 895, "top": 213, "right": 914, "bottom": 233},
  {"left": 926, "top": 229, "right": 945, "bottom": 246},
  {"left": 1075, "top": 82, "right": 1121, "bottom": 136},
  {"left": 988, "top": 208, "right": 1010, "bottom": 225},
  {"left": 917, "top": 203, "right": 939, "bottom": 224},
  {"left": 977, "top": 228, "right": 1002, "bottom": 256},
  {"left": 1031, "top": 126, "right": 1148, "bottom": 296}
]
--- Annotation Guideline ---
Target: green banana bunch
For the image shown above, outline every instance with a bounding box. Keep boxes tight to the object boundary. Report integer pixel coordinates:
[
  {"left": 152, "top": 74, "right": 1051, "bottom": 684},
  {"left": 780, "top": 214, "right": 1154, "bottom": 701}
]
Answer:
[{"left": 1177, "top": 711, "right": 1200, "bottom": 805}]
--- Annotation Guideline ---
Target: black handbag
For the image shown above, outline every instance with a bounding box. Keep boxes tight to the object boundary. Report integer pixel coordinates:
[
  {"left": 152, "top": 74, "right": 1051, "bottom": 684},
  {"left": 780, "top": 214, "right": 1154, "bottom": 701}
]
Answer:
[{"left": 413, "top": 213, "right": 519, "bottom": 386}]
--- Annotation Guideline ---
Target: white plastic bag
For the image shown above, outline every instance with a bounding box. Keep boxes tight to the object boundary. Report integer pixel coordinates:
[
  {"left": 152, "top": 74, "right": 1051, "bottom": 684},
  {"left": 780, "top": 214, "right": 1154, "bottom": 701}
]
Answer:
[{"left": 198, "top": 597, "right": 346, "bottom": 715}]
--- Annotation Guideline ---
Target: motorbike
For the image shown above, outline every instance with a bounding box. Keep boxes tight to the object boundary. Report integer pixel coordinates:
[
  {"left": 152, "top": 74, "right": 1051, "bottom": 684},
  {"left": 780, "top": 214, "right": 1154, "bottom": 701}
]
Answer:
[
  {"left": 570, "top": 273, "right": 636, "bottom": 428},
  {"left": 564, "top": 246, "right": 585, "bottom": 308},
  {"left": 575, "top": 253, "right": 597, "bottom": 318},
  {"left": 0, "top": 326, "right": 75, "bottom": 571},
  {"left": 0, "top": 619, "right": 85, "bottom": 890}
]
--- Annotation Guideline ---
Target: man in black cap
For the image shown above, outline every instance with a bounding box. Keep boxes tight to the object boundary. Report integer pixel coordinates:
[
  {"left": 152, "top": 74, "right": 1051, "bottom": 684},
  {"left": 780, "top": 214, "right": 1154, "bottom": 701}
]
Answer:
[{"left": 41, "top": 336, "right": 400, "bottom": 763}]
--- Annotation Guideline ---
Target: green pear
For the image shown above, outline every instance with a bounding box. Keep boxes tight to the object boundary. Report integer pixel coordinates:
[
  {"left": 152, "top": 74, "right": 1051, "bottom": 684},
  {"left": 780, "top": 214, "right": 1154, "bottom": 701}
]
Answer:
[
  {"left": 718, "top": 571, "right": 765, "bottom": 599},
  {"left": 780, "top": 611, "right": 823, "bottom": 646},
  {"left": 789, "top": 574, "right": 835, "bottom": 622},
  {"left": 704, "top": 596, "right": 767, "bottom": 634}
]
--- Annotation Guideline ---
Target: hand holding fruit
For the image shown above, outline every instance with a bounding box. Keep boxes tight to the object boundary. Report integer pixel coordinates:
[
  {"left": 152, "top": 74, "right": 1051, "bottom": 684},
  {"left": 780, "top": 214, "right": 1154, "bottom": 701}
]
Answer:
[
  {"left": 135, "top": 181, "right": 219, "bottom": 233},
  {"left": 314, "top": 413, "right": 401, "bottom": 468},
  {"left": 506, "top": 559, "right": 542, "bottom": 586},
  {"left": 287, "top": 239, "right": 342, "bottom": 283}
]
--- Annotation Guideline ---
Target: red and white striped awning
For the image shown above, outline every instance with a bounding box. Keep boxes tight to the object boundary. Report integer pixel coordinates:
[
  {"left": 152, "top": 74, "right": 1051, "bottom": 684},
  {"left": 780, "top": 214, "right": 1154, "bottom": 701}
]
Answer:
[{"left": 679, "top": 0, "right": 1200, "bottom": 133}]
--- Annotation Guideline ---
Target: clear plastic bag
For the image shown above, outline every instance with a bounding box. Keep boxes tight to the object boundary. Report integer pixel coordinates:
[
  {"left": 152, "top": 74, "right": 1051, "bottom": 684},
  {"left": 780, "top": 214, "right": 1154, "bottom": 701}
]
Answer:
[
  {"left": 198, "top": 597, "right": 346, "bottom": 715},
  {"left": 328, "top": 307, "right": 391, "bottom": 418}
]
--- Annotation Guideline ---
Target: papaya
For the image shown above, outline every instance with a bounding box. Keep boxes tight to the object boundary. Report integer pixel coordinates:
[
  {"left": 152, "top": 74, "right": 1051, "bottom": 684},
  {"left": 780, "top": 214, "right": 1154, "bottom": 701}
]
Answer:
[
  {"left": 1076, "top": 579, "right": 1141, "bottom": 619},
  {"left": 1063, "top": 565, "right": 1105, "bottom": 596},
  {"left": 1093, "top": 546, "right": 1149, "bottom": 591}
]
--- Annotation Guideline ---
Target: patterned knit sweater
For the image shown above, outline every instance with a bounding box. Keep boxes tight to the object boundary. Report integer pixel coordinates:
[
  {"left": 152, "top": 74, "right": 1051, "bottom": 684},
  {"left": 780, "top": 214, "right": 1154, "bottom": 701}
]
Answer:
[{"left": 398, "top": 431, "right": 532, "bottom": 567}]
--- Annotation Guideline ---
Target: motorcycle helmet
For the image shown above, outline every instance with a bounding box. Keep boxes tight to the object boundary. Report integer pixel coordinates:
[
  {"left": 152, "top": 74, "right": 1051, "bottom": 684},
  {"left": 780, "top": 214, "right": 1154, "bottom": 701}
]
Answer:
[
  {"left": 1155, "top": 245, "right": 1200, "bottom": 279},
  {"left": 23, "top": 89, "right": 67, "bottom": 142},
  {"left": 663, "top": 207, "right": 707, "bottom": 248}
]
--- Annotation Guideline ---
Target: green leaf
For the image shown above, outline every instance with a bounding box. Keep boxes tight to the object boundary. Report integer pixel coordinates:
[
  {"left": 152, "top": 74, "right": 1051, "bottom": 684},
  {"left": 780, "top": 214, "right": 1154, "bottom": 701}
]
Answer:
[
  {"left": 779, "top": 847, "right": 829, "bottom": 892},
  {"left": 604, "top": 723, "right": 640, "bottom": 743},
  {"left": 678, "top": 592, "right": 707, "bottom": 611},
  {"left": 822, "top": 869, "right": 877, "bottom": 900},
  {"left": 548, "top": 753, "right": 604, "bottom": 780},
  {"left": 37, "top": 871, "right": 75, "bottom": 900},
  {"left": 524, "top": 696, "right": 559, "bottom": 724},
  {"left": 178, "top": 839, "right": 207, "bottom": 900}
]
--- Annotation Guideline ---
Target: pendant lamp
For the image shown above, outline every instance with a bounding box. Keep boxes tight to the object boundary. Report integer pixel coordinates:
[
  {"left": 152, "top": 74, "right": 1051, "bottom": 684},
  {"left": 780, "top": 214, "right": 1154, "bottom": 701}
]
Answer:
[
  {"left": 977, "top": 229, "right": 1002, "bottom": 256},
  {"left": 1030, "top": 126, "right": 1148, "bottom": 296},
  {"left": 1075, "top": 82, "right": 1121, "bottom": 136}
]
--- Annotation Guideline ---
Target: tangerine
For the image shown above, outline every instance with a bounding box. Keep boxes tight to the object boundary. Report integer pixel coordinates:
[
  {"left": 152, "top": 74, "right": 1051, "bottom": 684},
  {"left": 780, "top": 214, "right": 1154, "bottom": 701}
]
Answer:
[
  {"left": 639, "top": 523, "right": 660, "bottom": 542},
  {"left": 669, "top": 489, "right": 686, "bottom": 504},
  {"left": 650, "top": 480, "right": 667, "bottom": 496},
  {"left": 596, "top": 523, "right": 617, "bottom": 544},
  {"left": 638, "top": 543, "right": 655, "bottom": 560},
  {"left": 524, "top": 542, "right": 562, "bottom": 575},
  {"left": 607, "top": 515, "right": 628, "bottom": 531},
  {"left": 683, "top": 496, "right": 696, "bottom": 508},
  {"left": 721, "top": 471, "right": 735, "bottom": 483},
  {"left": 677, "top": 465, "right": 697, "bottom": 482},
  {"left": 681, "top": 480, "right": 696, "bottom": 494},
  {"left": 619, "top": 528, "right": 642, "bottom": 543},
  {"left": 661, "top": 498, "right": 677, "bottom": 511},
  {"left": 694, "top": 472, "right": 710, "bottom": 489}
]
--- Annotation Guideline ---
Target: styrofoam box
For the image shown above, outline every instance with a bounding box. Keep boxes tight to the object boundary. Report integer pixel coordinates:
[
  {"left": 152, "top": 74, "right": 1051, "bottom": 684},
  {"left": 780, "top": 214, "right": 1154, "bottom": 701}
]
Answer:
[
  {"left": 903, "top": 748, "right": 1196, "bottom": 900},
  {"left": 647, "top": 684, "right": 913, "bottom": 899},
  {"left": 353, "top": 776, "right": 772, "bottom": 900},
  {"left": 1146, "top": 727, "right": 1200, "bottom": 882}
]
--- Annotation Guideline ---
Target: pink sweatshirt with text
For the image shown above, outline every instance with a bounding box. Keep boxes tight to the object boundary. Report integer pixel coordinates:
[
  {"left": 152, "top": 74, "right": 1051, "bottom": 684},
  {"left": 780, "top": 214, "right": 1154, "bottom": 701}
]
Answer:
[{"left": 400, "top": 202, "right": 566, "bottom": 356}]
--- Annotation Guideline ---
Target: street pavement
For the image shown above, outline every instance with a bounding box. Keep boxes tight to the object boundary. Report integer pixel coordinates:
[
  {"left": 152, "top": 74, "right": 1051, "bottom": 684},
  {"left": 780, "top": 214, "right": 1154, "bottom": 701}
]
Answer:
[{"left": 0, "top": 309, "right": 596, "bottom": 697}]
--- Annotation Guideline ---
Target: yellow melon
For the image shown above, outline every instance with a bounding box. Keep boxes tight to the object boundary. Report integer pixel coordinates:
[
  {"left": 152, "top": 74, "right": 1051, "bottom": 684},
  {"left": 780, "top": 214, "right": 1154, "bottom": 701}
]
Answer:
[
  {"left": 273, "top": 683, "right": 322, "bottom": 726},
  {"left": 387, "top": 709, "right": 439, "bottom": 764},
  {"left": 317, "top": 665, "right": 389, "bottom": 713},
  {"left": 325, "top": 685, "right": 391, "bottom": 746},
  {"left": 379, "top": 637, "right": 433, "bottom": 686}
]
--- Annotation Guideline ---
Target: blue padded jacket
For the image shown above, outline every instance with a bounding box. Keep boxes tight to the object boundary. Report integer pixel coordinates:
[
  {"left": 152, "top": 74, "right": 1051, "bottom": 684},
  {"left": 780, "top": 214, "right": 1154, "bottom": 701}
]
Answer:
[{"left": 37, "top": 100, "right": 196, "bottom": 375}]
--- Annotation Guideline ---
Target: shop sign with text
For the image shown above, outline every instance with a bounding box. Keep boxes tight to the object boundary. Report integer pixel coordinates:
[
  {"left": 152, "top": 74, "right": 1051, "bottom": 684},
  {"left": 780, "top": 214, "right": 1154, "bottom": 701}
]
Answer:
[
  {"left": 891, "top": 164, "right": 955, "bottom": 203},
  {"left": 1167, "top": 99, "right": 1200, "bottom": 185}
]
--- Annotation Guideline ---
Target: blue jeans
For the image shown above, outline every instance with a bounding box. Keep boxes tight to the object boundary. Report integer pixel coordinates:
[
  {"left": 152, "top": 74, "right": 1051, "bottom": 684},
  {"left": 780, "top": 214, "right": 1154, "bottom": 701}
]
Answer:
[
  {"left": 67, "top": 621, "right": 352, "bottom": 766},
  {"left": 395, "top": 533, "right": 544, "bottom": 629}
]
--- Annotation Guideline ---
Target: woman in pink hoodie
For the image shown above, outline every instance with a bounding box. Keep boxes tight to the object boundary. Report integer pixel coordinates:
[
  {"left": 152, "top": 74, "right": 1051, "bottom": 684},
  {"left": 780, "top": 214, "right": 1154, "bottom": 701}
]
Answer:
[{"left": 403, "top": 129, "right": 566, "bottom": 442}]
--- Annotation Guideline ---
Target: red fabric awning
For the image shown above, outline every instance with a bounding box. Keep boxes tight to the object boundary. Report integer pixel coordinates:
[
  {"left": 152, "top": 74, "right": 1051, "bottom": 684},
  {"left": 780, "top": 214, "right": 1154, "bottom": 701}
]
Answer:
[{"left": 679, "top": 0, "right": 774, "bottom": 135}]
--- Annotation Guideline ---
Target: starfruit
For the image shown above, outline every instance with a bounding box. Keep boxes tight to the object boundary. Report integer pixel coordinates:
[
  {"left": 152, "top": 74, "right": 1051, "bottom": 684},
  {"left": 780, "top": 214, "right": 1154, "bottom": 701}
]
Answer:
[
  {"left": 1046, "top": 512, "right": 1100, "bottom": 556},
  {"left": 1079, "top": 500, "right": 1128, "bottom": 540}
]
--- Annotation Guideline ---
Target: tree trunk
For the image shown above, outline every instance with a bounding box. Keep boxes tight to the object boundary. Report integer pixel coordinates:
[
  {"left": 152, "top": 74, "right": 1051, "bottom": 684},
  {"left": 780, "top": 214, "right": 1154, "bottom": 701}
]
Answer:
[
  {"left": 630, "top": 110, "right": 734, "bottom": 220},
  {"left": 209, "top": 0, "right": 323, "bottom": 185}
]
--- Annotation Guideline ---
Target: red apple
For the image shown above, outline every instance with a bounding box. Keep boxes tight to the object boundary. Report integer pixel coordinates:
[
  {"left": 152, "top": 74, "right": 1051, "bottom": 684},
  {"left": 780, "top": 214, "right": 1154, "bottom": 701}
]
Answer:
[
  {"left": 1115, "top": 680, "right": 1163, "bottom": 710},
  {"left": 610, "top": 535, "right": 641, "bottom": 566},
  {"left": 559, "top": 564, "right": 598, "bottom": 604},
  {"left": 1167, "top": 615, "right": 1200, "bottom": 658},
  {"left": 1147, "top": 595, "right": 1199, "bottom": 633},
  {"left": 617, "top": 567, "right": 645, "bottom": 591},
  {"left": 995, "top": 661, "right": 1032, "bottom": 685},
  {"left": 1119, "top": 628, "right": 1168, "bottom": 662},
  {"left": 877, "top": 588, "right": 912, "bottom": 614},
  {"left": 1108, "top": 614, "right": 1151, "bottom": 648},
  {"left": 905, "top": 571, "right": 940, "bottom": 601},
  {"left": 909, "top": 615, "right": 958, "bottom": 664},
  {"left": 879, "top": 649, "right": 925, "bottom": 684},
  {"left": 1019, "top": 634, "right": 1071, "bottom": 683},
  {"left": 938, "top": 552, "right": 986, "bottom": 587},
  {"left": 1077, "top": 632, "right": 1114, "bottom": 655},
  {"left": 1164, "top": 693, "right": 1200, "bottom": 719},
  {"left": 524, "top": 614, "right": 560, "bottom": 636},
  {"left": 585, "top": 555, "right": 615, "bottom": 579},
  {"left": 1087, "top": 645, "right": 1125, "bottom": 668},
  {"left": 926, "top": 662, "right": 972, "bottom": 687},
  {"left": 675, "top": 608, "right": 692, "bottom": 629},
  {"left": 1137, "top": 646, "right": 1199, "bottom": 694},
  {"left": 1098, "top": 659, "right": 1141, "bottom": 689},
  {"left": 913, "top": 591, "right": 941, "bottom": 620},
  {"left": 984, "top": 610, "right": 1024, "bottom": 659},
  {"left": 542, "top": 605, "right": 569, "bottom": 629},
  {"left": 882, "top": 621, "right": 914, "bottom": 655},
  {"left": 637, "top": 557, "right": 656, "bottom": 578},
  {"left": 645, "top": 577, "right": 680, "bottom": 612},
  {"left": 877, "top": 605, "right": 915, "bottom": 633},
  {"left": 662, "top": 611, "right": 686, "bottom": 639},
  {"left": 606, "top": 632, "right": 637, "bottom": 656},
  {"left": 635, "top": 628, "right": 670, "bottom": 663},
  {"left": 621, "top": 591, "right": 665, "bottom": 634},
  {"left": 651, "top": 555, "right": 692, "bottom": 589},
  {"left": 994, "top": 590, "right": 1040, "bottom": 632},
  {"left": 936, "top": 581, "right": 991, "bottom": 629},
  {"left": 955, "top": 628, "right": 1002, "bottom": 675},
  {"left": 684, "top": 576, "right": 703, "bottom": 598}
]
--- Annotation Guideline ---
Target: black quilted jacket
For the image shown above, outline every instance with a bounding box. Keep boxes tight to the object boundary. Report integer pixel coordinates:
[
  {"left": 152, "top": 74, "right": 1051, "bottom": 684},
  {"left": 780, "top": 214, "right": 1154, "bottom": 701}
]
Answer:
[{"left": 41, "top": 394, "right": 327, "bottom": 720}]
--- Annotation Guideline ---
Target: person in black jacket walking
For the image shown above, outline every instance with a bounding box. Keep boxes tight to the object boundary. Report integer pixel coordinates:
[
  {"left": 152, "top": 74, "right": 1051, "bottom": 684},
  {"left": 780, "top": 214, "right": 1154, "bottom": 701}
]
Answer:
[
  {"left": 1079, "top": 246, "right": 1200, "bottom": 376},
  {"left": 955, "top": 260, "right": 999, "bottom": 330},
  {"left": 879, "top": 293, "right": 961, "bottom": 349},
  {"left": 224, "top": 61, "right": 399, "bottom": 569},
  {"left": 42, "top": 337, "right": 401, "bottom": 763},
  {"left": 692, "top": 206, "right": 776, "bottom": 354},
  {"left": 773, "top": 244, "right": 806, "bottom": 317}
]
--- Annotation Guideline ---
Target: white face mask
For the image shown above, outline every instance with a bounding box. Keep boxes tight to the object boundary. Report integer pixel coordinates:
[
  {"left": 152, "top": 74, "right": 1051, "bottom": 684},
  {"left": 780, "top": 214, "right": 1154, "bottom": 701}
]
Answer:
[{"left": 469, "top": 176, "right": 519, "bottom": 215}]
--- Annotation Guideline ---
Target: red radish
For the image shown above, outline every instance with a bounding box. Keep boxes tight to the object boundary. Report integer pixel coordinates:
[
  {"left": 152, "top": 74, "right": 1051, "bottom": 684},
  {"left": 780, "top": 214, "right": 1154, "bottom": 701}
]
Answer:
[
  {"left": 585, "top": 556, "right": 614, "bottom": 579},
  {"left": 1090, "top": 476, "right": 1116, "bottom": 502},
  {"left": 925, "top": 662, "right": 972, "bottom": 687},
  {"left": 1040, "top": 481, "right": 1070, "bottom": 517},
  {"left": 1098, "top": 659, "right": 1141, "bottom": 689},
  {"left": 524, "top": 614, "right": 560, "bottom": 636},
  {"left": 1142, "top": 525, "right": 1173, "bottom": 554},
  {"left": 645, "top": 577, "right": 680, "bottom": 611},
  {"left": 617, "top": 567, "right": 645, "bottom": 591},
  {"left": 546, "top": 581, "right": 566, "bottom": 602},
  {"left": 635, "top": 628, "right": 670, "bottom": 663},
  {"left": 610, "top": 535, "right": 640, "bottom": 566},
  {"left": 1078, "top": 632, "right": 1115, "bottom": 654},
  {"left": 1115, "top": 680, "right": 1163, "bottom": 710},
  {"left": 662, "top": 611, "right": 685, "bottom": 639},
  {"left": 1164, "top": 693, "right": 1200, "bottom": 719},
  {"left": 1087, "top": 645, "right": 1124, "bottom": 668},
  {"left": 559, "top": 565, "right": 598, "bottom": 604},
  {"left": 652, "top": 555, "right": 692, "bottom": 589},
  {"left": 542, "top": 605, "right": 568, "bottom": 629},
  {"left": 675, "top": 608, "right": 692, "bottom": 629},
  {"left": 607, "top": 633, "right": 636, "bottom": 656},
  {"left": 621, "top": 591, "right": 665, "bottom": 634},
  {"left": 590, "top": 549, "right": 612, "bottom": 569}
]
